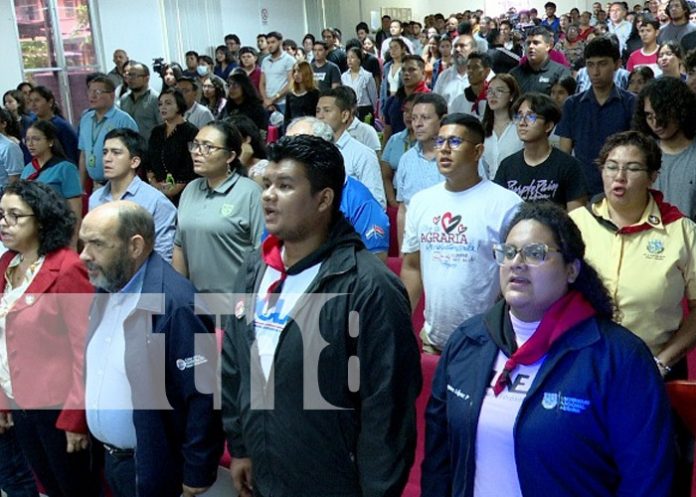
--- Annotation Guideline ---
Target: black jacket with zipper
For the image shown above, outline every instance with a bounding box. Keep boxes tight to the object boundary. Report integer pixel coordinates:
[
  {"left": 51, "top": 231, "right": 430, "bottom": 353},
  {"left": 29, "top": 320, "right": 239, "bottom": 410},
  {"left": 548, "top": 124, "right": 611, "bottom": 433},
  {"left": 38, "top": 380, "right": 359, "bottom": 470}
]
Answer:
[{"left": 222, "top": 215, "right": 422, "bottom": 497}]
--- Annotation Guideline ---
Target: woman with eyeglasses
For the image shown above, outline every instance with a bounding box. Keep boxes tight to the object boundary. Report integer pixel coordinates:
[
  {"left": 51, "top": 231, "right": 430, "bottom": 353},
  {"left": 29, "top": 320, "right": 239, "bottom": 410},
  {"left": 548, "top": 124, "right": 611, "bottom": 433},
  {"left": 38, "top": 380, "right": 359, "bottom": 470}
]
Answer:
[
  {"left": 147, "top": 87, "right": 199, "bottom": 205},
  {"left": 172, "top": 121, "right": 264, "bottom": 293},
  {"left": 570, "top": 130, "right": 696, "bottom": 375},
  {"left": 20, "top": 120, "right": 82, "bottom": 226},
  {"left": 481, "top": 74, "right": 523, "bottom": 179},
  {"left": 0, "top": 180, "right": 99, "bottom": 497},
  {"left": 423, "top": 201, "right": 675, "bottom": 497}
]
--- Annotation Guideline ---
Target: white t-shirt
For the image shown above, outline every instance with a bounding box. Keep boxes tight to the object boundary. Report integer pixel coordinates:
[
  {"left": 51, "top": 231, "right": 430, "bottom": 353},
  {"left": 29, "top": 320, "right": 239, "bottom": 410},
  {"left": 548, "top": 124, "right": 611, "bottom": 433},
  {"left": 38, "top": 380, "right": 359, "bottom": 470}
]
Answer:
[
  {"left": 402, "top": 180, "right": 522, "bottom": 349},
  {"left": 254, "top": 262, "right": 322, "bottom": 380},
  {"left": 474, "top": 313, "right": 544, "bottom": 497},
  {"left": 481, "top": 123, "right": 524, "bottom": 180}
]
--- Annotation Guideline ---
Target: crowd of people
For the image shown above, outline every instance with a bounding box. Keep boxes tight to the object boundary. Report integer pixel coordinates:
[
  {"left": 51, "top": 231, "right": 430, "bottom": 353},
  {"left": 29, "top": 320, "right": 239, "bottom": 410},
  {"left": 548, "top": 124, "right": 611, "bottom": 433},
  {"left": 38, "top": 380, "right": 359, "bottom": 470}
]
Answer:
[{"left": 0, "top": 0, "right": 695, "bottom": 495}]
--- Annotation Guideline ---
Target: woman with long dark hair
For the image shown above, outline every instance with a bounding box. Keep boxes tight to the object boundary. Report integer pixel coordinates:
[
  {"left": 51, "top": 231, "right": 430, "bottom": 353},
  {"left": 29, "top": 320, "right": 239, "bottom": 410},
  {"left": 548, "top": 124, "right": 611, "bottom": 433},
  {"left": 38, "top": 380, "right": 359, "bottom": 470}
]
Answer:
[
  {"left": 214, "top": 45, "right": 237, "bottom": 81},
  {"left": 3, "top": 90, "right": 33, "bottom": 138},
  {"left": 172, "top": 121, "right": 264, "bottom": 293},
  {"left": 225, "top": 114, "right": 268, "bottom": 184},
  {"left": 341, "top": 48, "right": 378, "bottom": 122},
  {"left": 26, "top": 86, "right": 79, "bottom": 164},
  {"left": 220, "top": 71, "right": 268, "bottom": 131},
  {"left": 202, "top": 75, "right": 228, "bottom": 118}
]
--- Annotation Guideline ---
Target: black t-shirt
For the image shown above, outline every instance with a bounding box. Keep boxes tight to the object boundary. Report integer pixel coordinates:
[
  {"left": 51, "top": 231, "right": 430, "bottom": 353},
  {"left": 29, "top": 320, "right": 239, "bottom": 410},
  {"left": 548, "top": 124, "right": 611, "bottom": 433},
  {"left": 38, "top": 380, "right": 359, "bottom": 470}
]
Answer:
[
  {"left": 285, "top": 89, "right": 320, "bottom": 126},
  {"left": 362, "top": 53, "right": 382, "bottom": 80},
  {"left": 327, "top": 48, "right": 348, "bottom": 72},
  {"left": 493, "top": 147, "right": 588, "bottom": 206},
  {"left": 148, "top": 121, "right": 199, "bottom": 184},
  {"left": 311, "top": 61, "right": 342, "bottom": 92}
]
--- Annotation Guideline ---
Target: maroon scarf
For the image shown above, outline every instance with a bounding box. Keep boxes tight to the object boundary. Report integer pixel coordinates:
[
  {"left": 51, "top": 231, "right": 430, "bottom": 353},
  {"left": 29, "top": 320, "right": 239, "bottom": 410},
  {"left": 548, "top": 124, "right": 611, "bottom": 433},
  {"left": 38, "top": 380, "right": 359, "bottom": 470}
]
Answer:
[{"left": 493, "top": 290, "right": 596, "bottom": 396}]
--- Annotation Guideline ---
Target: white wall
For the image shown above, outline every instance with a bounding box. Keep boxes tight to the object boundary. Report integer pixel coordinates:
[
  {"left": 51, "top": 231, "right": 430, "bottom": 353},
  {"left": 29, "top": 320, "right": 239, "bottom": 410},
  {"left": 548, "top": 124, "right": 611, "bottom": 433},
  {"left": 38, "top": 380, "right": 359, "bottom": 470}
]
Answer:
[{"left": 0, "top": 0, "right": 25, "bottom": 95}]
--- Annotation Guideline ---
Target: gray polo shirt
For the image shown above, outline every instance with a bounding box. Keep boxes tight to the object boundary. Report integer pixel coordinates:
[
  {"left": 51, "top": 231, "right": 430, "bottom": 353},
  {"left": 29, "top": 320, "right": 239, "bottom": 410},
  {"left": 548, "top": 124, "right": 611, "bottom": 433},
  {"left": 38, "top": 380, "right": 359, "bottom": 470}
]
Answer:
[
  {"left": 175, "top": 172, "right": 264, "bottom": 293},
  {"left": 119, "top": 89, "right": 162, "bottom": 141},
  {"left": 260, "top": 52, "right": 295, "bottom": 104},
  {"left": 184, "top": 102, "right": 214, "bottom": 130}
]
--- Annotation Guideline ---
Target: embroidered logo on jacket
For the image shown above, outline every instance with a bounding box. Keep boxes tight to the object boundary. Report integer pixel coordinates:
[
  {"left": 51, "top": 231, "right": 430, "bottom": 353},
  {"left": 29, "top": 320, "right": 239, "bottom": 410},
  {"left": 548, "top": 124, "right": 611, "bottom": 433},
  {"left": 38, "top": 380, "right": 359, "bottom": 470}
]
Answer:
[{"left": 541, "top": 392, "right": 590, "bottom": 413}]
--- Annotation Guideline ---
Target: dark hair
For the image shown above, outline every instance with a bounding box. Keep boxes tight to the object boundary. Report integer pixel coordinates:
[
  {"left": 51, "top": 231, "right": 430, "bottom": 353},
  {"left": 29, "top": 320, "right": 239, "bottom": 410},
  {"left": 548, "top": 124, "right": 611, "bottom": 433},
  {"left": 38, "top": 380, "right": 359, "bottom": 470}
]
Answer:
[
  {"left": 513, "top": 92, "right": 562, "bottom": 126},
  {"left": 641, "top": 15, "right": 661, "bottom": 30},
  {"left": 3, "top": 180, "right": 75, "bottom": 256},
  {"left": 482, "top": 74, "right": 521, "bottom": 137},
  {"left": 159, "top": 87, "right": 188, "bottom": 115},
  {"left": 633, "top": 77, "right": 696, "bottom": 139},
  {"left": 545, "top": 1, "right": 557, "bottom": 8},
  {"left": 440, "top": 112, "right": 485, "bottom": 143},
  {"left": 3, "top": 90, "right": 28, "bottom": 117},
  {"left": 104, "top": 128, "right": 147, "bottom": 162},
  {"left": 159, "top": 62, "right": 183, "bottom": 86},
  {"left": 185, "top": 50, "right": 199, "bottom": 58},
  {"left": 225, "top": 114, "right": 268, "bottom": 159},
  {"left": 402, "top": 54, "right": 425, "bottom": 69},
  {"left": 685, "top": 47, "right": 696, "bottom": 71},
  {"left": 16, "top": 82, "right": 34, "bottom": 93},
  {"left": 87, "top": 73, "right": 116, "bottom": 92},
  {"left": 526, "top": 25, "right": 554, "bottom": 43},
  {"left": 267, "top": 31, "right": 283, "bottom": 41},
  {"left": 116, "top": 203, "right": 155, "bottom": 249},
  {"left": 458, "top": 20, "right": 474, "bottom": 35},
  {"left": 413, "top": 92, "right": 448, "bottom": 118},
  {"left": 628, "top": 65, "right": 655, "bottom": 83},
  {"left": 128, "top": 61, "right": 150, "bottom": 76},
  {"left": 201, "top": 121, "right": 244, "bottom": 173},
  {"left": 467, "top": 50, "right": 492, "bottom": 68},
  {"left": 0, "top": 108, "right": 21, "bottom": 141},
  {"left": 27, "top": 120, "right": 67, "bottom": 160},
  {"left": 502, "top": 202, "right": 614, "bottom": 319},
  {"left": 215, "top": 45, "right": 234, "bottom": 65},
  {"left": 344, "top": 38, "right": 362, "bottom": 52},
  {"left": 256, "top": 33, "right": 267, "bottom": 40},
  {"left": 319, "top": 86, "right": 356, "bottom": 112},
  {"left": 487, "top": 28, "right": 502, "bottom": 45},
  {"left": 597, "top": 130, "right": 662, "bottom": 173},
  {"left": 203, "top": 75, "right": 227, "bottom": 109},
  {"left": 356, "top": 21, "right": 369, "bottom": 33},
  {"left": 282, "top": 39, "right": 298, "bottom": 50},
  {"left": 29, "top": 86, "right": 63, "bottom": 118},
  {"left": 268, "top": 135, "right": 345, "bottom": 216},
  {"left": 199, "top": 55, "right": 215, "bottom": 67},
  {"left": 314, "top": 40, "right": 329, "bottom": 50},
  {"left": 584, "top": 35, "right": 621, "bottom": 60},
  {"left": 347, "top": 46, "right": 364, "bottom": 63},
  {"left": 659, "top": 40, "right": 684, "bottom": 60},
  {"left": 239, "top": 46, "right": 259, "bottom": 58},
  {"left": 303, "top": 34, "right": 316, "bottom": 46},
  {"left": 176, "top": 75, "right": 199, "bottom": 91},
  {"left": 554, "top": 75, "right": 578, "bottom": 95},
  {"left": 667, "top": 0, "right": 691, "bottom": 19},
  {"left": 226, "top": 71, "right": 262, "bottom": 104},
  {"left": 224, "top": 34, "right": 241, "bottom": 44},
  {"left": 388, "top": 37, "right": 411, "bottom": 55}
]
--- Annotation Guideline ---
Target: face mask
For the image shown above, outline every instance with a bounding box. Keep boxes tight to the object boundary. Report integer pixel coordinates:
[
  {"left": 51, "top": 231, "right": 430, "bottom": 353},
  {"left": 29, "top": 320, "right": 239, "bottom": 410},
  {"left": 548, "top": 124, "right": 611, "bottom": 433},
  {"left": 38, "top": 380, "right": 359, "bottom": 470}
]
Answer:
[{"left": 197, "top": 65, "right": 209, "bottom": 76}]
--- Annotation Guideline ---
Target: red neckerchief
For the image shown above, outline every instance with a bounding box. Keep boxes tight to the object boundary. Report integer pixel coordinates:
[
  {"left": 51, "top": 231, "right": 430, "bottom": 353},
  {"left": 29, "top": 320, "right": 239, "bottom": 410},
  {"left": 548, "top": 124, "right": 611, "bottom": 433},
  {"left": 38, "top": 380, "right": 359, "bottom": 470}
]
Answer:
[
  {"left": 472, "top": 80, "right": 489, "bottom": 116},
  {"left": 412, "top": 80, "right": 431, "bottom": 94},
  {"left": 261, "top": 235, "right": 286, "bottom": 297},
  {"left": 616, "top": 190, "right": 684, "bottom": 235},
  {"left": 493, "top": 290, "right": 596, "bottom": 396},
  {"left": 26, "top": 158, "right": 42, "bottom": 181}
]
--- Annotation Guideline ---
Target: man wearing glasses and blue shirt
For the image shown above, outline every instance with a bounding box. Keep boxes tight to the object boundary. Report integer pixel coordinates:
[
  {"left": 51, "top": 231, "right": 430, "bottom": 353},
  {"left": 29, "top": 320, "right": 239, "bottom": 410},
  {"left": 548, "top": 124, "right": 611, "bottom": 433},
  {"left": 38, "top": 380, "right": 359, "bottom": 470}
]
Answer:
[
  {"left": 400, "top": 113, "right": 521, "bottom": 354},
  {"left": 78, "top": 74, "right": 138, "bottom": 189}
]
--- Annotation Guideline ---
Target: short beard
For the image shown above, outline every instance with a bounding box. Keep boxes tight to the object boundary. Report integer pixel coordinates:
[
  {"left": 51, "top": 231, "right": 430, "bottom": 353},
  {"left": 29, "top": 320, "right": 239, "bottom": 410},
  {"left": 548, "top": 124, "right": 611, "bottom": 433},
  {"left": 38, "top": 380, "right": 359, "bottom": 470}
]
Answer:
[{"left": 88, "top": 255, "right": 135, "bottom": 293}]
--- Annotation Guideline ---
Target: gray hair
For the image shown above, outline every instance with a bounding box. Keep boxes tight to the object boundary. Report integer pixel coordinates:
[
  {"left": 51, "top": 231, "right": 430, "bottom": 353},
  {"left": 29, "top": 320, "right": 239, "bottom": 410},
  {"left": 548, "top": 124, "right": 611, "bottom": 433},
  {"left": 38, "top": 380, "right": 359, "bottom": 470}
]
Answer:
[{"left": 286, "top": 116, "right": 335, "bottom": 143}]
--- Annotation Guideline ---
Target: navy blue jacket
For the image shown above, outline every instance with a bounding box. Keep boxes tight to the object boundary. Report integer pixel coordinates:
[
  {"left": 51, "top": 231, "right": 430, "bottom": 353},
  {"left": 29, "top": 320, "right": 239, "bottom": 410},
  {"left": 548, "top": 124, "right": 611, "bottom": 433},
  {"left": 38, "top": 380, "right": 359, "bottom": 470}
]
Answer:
[
  {"left": 422, "top": 299, "right": 675, "bottom": 497},
  {"left": 87, "top": 253, "right": 223, "bottom": 496}
]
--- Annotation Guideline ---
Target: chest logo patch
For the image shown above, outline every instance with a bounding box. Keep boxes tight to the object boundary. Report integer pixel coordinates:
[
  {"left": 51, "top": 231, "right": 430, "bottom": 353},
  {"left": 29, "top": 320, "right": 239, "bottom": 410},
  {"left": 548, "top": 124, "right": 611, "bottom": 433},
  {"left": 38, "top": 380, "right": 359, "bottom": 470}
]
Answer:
[
  {"left": 220, "top": 203, "right": 235, "bottom": 217},
  {"left": 542, "top": 392, "right": 558, "bottom": 409},
  {"left": 646, "top": 239, "right": 664, "bottom": 254}
]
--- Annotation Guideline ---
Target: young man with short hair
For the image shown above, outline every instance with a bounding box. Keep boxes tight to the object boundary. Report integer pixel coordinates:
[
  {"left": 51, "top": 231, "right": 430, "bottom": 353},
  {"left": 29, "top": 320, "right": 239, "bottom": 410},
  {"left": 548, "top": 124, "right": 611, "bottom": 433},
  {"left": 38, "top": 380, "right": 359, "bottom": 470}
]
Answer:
[
  {"left": 260, "top": 31, "right": 296, "bottom": 113},
  {"left": 89, "top": 128, "right": 176, "bottom": 261},
  {"left": 256, "top": 34, "right": 270, "bottom": 63},
  {"left": 182, "top": 50, "right": 198, "bottom": 78},
  {"left": 608, "top": 2, "right": 632, "bottom": 52},
  {"left": 322, "top": 27, "right": 347, "bottom": 72},
  {"left": 626, "top": 16, "right": 661, "bottom": 74},
  {"left": 401, "top": 113, "right": 521, "bottom": 354},
  {"left": 222, "top": 134, "right": 420, "bottom": 497},
  {"left": 510, "top": 26, "right": 571, "bottom": 94},
  {"left": 311, "top": 41, "right": 341, "bottom": 92},
  {"left": 382, "top": 55, "right": 430, "bottom": 144},
  {"left": 316, "top": 87, "right": 385, "bottom": 207},
  {"left": 684, "top": 48, "right": 696, "bottom": 93},
  {"left": 494, "top": 93, "right": 587, "bottom": 210},
  {"left": 78, "top": 74, "right": 138, "bottom": 188},
  {"left": 557, "top": 36, "right": 635, "bottom": 194},
  {"left": 119, "top": 61, "right": 162, "bottom": 141},
  {"left": 450, "top": 51, "right": 492, "bottom": 117}
]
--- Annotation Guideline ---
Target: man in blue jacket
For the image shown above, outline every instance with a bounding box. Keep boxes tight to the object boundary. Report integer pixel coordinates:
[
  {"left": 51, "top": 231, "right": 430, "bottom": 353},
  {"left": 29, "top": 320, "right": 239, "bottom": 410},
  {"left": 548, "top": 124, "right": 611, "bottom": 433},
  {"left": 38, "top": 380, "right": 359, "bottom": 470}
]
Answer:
[{"left": 80, "top": 201, "right": 222, "bottom": 497}]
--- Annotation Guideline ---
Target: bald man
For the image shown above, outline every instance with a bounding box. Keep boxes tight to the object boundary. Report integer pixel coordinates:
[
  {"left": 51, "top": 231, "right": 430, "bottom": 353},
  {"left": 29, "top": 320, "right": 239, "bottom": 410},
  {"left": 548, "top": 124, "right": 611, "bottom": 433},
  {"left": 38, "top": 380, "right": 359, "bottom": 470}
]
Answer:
[
  {"left": 108, "top": 49, "right": 129, "bottom": 88},
  {"left": 80, "top": 201, "right": 222, "bottom": 497}
]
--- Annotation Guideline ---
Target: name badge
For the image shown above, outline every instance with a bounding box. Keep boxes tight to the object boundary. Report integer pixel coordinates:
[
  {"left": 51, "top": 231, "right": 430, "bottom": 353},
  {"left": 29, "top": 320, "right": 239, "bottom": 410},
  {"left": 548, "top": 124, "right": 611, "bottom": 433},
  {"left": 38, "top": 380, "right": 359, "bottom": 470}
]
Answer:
[{"left": 88, "top": 155, "right": 96, "bottom": 168}]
